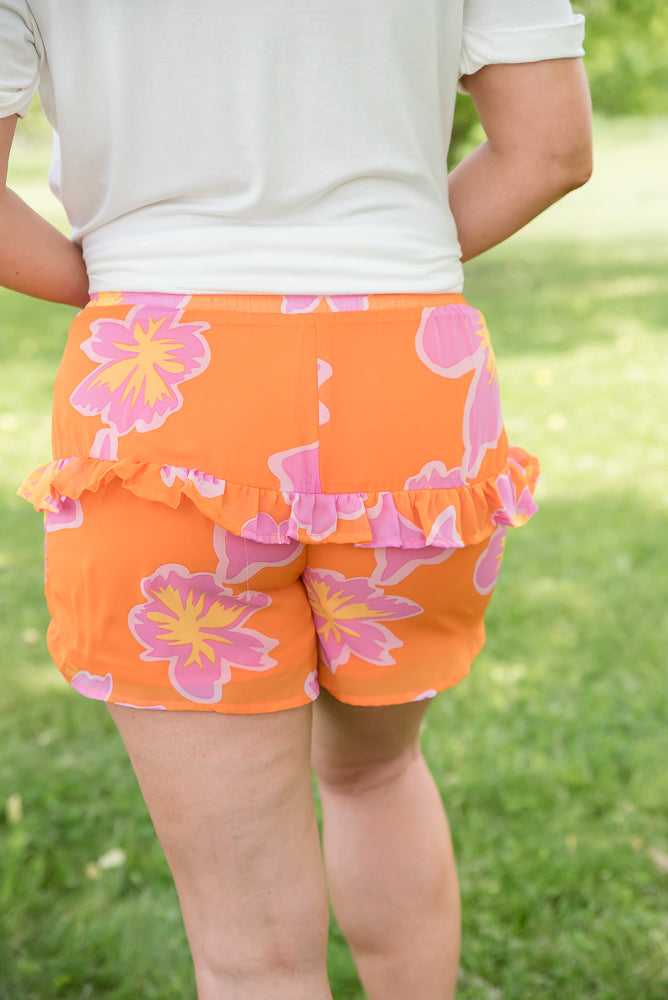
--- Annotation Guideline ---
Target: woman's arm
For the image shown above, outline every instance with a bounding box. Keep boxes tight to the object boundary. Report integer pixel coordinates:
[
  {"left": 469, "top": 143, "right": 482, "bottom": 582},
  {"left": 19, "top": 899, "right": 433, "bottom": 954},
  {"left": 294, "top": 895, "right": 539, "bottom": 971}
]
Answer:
[
  {"left": 448, "top": 58, "right": 593, "bottom": 262},
  {"left": 0, "top": 113, "right": 89, "bottom": 307}
]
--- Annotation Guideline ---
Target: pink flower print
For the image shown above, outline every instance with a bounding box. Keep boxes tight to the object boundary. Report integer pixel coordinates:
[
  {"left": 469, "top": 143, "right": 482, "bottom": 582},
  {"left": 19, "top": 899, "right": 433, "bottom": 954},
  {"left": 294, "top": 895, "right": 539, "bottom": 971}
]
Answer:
[
  {"left": 281, "top": 295, "right": 369, "bottom": 314},
  {"left": 45, "top": 497, "right": 83, "bottom": 533},
  {"left": 371, "top": 545, "right": 454, "bottom": 588},
  {"left": 473, "top": 527, "right": 507, "bottom": 596},
  {"left": 462, "top": 358, "right": 503, "bottom": 480},
  {"left": 426, "top": 506, "right": 462, "bottom": 548},
  {"left": 304, "top": 670, "right": 320, "bottom": 701},
  {"left": 363, "top": 494, "right": 454, "bottom": 584},
  {"left": 303, "top": 568, "right": 422, "bottom": 672},
  {"left": 70, "top": 304, "right": 211, "bottom": 436},
  {"left": 415, "top": 305, "right": 503, "bottom": 480},
  {"left": 129, "top": 564, "right": 278, "bottom": 704},
  {"left": 89, "top": 428, "right": 119, "bottom": 460},
  {"left": 404, "top": 460, "right": 465, "bottom": 490},
  {"left": 288, "top": 492, "right": 368, "bottom": 543},
  {"left": 361, "top": 492, "right": 425, "bottom": 549},
  {"left": 413, "top": 689, "right": 438, "bottom": 702},
  {"left": 415, "top": 304, "right": 491, "bottom": 378},
  {"left": 362, "top": 493, "right": 462, "bottom": 550},
  {"left": 268, "top": 443, "right": 368, "bottom": 540},
  {"left": 317, "top": 358, "right": 333, "bottom": 426},
  {"left": 71, "top": 670, "right": 113, "bottom": 701},
  {"left": 160, "top": 465, "right": 226, "bottom": 499},
  {"left": 269, "top": 441, "right": 322, "bottom": 495},
  {"left": 213, "top": 519, "right": 304, "bottom": 585},
  {"left": 492, "top": 469, "right": 539, "bottom": 526},
  {"left": 237, "top": 512, "right": 306, "bottom": 547}
]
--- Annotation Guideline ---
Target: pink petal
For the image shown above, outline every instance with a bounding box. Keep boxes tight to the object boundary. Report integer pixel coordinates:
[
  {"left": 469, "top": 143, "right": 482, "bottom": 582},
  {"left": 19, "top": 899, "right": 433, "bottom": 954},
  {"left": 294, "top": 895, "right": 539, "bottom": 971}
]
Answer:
[
  {"left": 335, "top": 494, "right": 368, "bottom": 520},
  {"left": 213, "top": 521, "right": 304, "bottom": 585},
  {"left": 426, "top": 506, "right": 462, "bottom": 547},
  {"left": 491, "top": 474, "right": 539, "bottom": 526},
  {"left": 268, "top": 441, "right": 322, "bottom": 494},
  {"left": 461, "top": 362, "right": 504, "bottom": 480},
  {"left": 89, "top": 428, "right": 119, "bottom": 460},
  {"left": 413, "top": 689, "right": 438, "bottom": 701},
  {"left": 281, "top": 296, "right": 322, "bottom": 314},
  {"left": 361, "top": 492, "right": 427, "bottom": 549},
  {"left": 304, "top": 670, "right": 320, "bottom": 701},
  {"left": 338, "top": 619, "right": 404, "bottom": 667},
  {"left": 415, "top": 304, "right": 484, "bottom": 377},
  {"left": 473, "top": 527, "right": 507, "bottom": 595},
  {"left": 516, "top": 486, "right": 539, "bottom": 519},
  {"left": 170, "top": 657, "right": 232, "bottom": 703},
  {"left": 238, "top": 511, "right": 298, "bottom": 544},
  {"left": 404, "top": 461, "right": 465, "bottom": 490},
  {"left": 45, "top": 497, "right": 83, "bottom": 533},
  {"left": 317, "top": 359, "right": 333, "bottom": 425},
  {"left": 371, "top": 545, "right": 454, "bottom": 587},
  {"left": 317, "top": 358, "right": 333, "bottom": 388},
  {"left": 71, "top": 670, "right": 113, "bottom": 701},
  {"left": 288, "top": 493, "right": 338, "bottom": 540}
]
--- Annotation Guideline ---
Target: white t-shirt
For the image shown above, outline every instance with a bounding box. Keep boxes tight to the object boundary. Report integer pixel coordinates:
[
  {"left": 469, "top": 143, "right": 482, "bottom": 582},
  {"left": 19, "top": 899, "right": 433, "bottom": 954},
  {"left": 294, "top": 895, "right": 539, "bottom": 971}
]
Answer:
[{"left": 0, "top": 0, "right": 585, "bottom": 295}]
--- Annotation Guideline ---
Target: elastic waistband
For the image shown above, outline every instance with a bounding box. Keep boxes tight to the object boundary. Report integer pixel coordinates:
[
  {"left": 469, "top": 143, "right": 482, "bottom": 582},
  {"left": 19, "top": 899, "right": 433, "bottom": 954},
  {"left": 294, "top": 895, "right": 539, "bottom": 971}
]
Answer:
[{"left": 89, "top": 291, "right": 467, "bottom": 314}]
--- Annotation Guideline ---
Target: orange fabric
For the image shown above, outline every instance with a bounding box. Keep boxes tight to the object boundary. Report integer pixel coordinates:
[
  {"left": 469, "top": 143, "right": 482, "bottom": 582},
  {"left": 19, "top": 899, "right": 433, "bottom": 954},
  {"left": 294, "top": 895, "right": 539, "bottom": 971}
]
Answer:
[
  {"left": 44, "top": 479, "right": 508, "bottom": 713},
  {"left": 20, "top": 292, "right": 539, "bottom": 548},
  {"left": 19, "top": 291, "right": 539, "bottom": 713}
]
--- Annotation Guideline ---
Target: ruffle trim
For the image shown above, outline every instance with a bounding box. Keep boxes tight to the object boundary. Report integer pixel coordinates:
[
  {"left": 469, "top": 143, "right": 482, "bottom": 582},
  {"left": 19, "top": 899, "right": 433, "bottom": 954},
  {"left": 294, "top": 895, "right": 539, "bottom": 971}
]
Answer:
[{"left": 18, "top": 447, "right": 539, "bottom": 549}]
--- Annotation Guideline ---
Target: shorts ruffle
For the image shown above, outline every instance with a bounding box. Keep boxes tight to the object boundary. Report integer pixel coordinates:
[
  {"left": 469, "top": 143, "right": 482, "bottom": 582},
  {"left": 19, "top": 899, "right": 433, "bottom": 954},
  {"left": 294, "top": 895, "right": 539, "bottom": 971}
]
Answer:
[
  {"left": 20, "top": 447, "right": 538, "bottom": 548},
  {"left": 17, "top": 291, "right": 539, "bottom": 548}
]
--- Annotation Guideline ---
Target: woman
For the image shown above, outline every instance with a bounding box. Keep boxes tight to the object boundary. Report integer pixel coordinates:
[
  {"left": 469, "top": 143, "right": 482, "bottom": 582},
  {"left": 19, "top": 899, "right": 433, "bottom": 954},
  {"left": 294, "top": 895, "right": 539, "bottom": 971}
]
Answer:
[{"left": 0, "top": 2, "right": 592, "bottom": 997}]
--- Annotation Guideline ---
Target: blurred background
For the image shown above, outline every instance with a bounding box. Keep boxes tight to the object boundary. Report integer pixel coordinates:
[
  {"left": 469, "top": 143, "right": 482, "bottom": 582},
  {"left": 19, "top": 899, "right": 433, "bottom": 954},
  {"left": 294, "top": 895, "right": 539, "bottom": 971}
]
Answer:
[{"left": 1, "top": 2, "right": 667, "bottom": 998}]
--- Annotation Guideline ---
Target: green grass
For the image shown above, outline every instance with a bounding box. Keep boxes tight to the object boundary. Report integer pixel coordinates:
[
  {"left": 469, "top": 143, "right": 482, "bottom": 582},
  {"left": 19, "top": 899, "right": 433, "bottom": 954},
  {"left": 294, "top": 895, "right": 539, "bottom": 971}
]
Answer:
[{"left": 2, "top": 116, "right": 667, "bottom": 999}]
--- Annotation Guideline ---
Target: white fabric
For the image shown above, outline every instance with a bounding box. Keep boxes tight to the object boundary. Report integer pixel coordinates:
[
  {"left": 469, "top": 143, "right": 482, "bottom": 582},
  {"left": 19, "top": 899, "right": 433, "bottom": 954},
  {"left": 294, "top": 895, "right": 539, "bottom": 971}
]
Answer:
[{"left": 0, "top": 0, "right": 585, "bottom": 295}]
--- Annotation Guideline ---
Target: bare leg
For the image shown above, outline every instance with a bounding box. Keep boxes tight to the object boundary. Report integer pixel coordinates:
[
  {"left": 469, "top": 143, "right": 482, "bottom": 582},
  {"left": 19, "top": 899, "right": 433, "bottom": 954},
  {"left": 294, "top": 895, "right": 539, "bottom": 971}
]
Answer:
[
  {"left": 108, "top": 703, "right": 332, "bottom": 1000},
  {"left": 311, "top": 690, "right": 460, "bottom": 1000}
]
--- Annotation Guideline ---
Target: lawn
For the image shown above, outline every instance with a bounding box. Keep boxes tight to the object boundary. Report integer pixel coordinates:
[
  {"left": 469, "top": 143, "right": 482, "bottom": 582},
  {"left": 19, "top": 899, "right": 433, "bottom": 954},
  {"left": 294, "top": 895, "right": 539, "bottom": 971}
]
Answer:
[{"left": 1, "top": 115, "right": 667, "bottom": 999}]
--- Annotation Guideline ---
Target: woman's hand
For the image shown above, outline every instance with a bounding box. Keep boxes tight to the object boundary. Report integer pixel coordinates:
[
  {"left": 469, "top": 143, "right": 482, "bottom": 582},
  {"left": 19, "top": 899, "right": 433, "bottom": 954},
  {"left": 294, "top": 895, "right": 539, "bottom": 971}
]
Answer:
[
  {"left": 0, "top": 113, "right": 89, "bottom": 307},
  {"left": 448, "top": 58, "right": 593, "bottom": 262}
]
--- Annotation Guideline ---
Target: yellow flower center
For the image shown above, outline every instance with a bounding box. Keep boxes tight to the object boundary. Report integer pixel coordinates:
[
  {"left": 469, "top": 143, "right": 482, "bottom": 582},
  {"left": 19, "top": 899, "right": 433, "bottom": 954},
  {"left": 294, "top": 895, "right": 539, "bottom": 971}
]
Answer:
[
  {"left": 146, "top": 584, "right": 245, "bottom": 668},
  {"left": 306, "top": 577, "right": 393, "bottom": 644},
  {"left": 92, "top": 316, "right": 186, "bottom": 407}
]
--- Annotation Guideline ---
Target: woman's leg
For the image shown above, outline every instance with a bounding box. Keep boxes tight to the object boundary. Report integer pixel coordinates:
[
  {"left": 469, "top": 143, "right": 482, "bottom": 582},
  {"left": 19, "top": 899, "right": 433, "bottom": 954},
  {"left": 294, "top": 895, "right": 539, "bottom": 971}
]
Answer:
[
  {"left": 108, "top": 703, "right": 332, "bottom": 1000},
  {"left": 311, "top": 690, "right": 460, "bottom": 1000}
]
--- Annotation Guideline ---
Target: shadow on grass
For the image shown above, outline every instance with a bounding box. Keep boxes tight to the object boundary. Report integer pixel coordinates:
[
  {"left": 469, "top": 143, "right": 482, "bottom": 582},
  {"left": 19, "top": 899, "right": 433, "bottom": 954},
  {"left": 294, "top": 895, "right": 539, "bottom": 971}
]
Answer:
[{"left": 1, "top": 487, "right": 666, "bottom": 999}]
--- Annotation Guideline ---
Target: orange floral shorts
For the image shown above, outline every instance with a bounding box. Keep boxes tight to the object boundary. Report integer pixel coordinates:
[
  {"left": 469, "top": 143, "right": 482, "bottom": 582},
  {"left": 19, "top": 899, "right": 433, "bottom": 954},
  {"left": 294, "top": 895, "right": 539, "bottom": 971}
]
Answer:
[{"left": 19, "top": 292, "right": 539, "bottom": 713}]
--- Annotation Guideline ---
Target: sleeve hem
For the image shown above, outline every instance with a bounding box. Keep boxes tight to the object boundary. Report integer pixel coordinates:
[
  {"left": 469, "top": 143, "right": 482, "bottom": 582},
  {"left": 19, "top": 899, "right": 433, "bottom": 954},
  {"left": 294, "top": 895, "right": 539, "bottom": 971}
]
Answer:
[
  {"left": 0, "top": 86, "right": 38, "bottom": 119},
  {"left": 458, "top": 16, "right": 585, "bottom": 91}
]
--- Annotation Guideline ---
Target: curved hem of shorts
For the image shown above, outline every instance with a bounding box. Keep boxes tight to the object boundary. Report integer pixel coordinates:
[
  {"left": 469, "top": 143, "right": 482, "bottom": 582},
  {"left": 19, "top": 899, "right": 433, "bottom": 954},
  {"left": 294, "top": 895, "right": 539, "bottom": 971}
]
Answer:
[
  {"left": 317, "top": 667, "right": 473, "bottom": 707},
  {"left": 63, "top": 675, "right": 319, "bottom": 715}
]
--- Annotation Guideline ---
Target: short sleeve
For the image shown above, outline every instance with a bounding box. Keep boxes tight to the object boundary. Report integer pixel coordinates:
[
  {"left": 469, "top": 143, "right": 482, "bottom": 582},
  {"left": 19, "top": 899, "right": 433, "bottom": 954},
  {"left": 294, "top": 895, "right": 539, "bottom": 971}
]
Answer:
[
  {"left": 0, "top": 0, "right": 42, "bottom": 118},
  {"left": 459, "top": 0, "right": 585, "bottom": 85}
]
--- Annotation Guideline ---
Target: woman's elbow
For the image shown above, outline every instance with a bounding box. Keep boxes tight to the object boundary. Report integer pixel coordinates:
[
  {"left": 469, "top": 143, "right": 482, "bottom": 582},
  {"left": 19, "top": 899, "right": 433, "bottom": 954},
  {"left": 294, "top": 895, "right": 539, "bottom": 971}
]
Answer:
[
  {"left": 563, "top": 141, "right": 593, "bottom": 191},
  {"left": 545, "top": 132, "right": 593, "bottom": 196}
]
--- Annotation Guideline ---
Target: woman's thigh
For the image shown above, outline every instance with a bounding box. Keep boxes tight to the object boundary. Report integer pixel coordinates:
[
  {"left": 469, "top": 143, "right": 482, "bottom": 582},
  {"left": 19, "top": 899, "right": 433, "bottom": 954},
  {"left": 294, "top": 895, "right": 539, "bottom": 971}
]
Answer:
[{"left": 107, "top": 703, "right": 330, "bottom": 980}]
